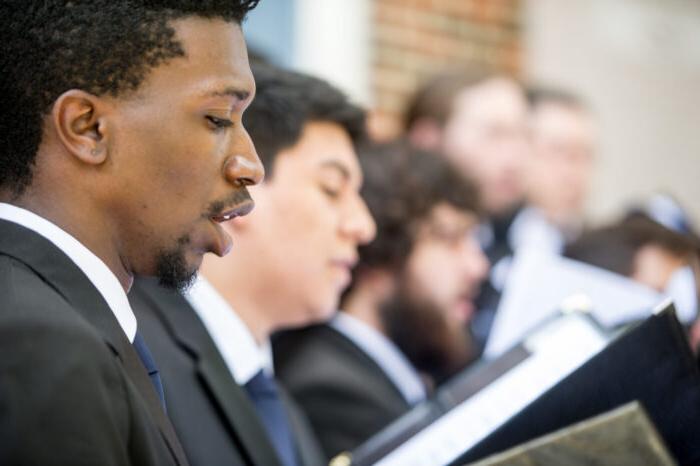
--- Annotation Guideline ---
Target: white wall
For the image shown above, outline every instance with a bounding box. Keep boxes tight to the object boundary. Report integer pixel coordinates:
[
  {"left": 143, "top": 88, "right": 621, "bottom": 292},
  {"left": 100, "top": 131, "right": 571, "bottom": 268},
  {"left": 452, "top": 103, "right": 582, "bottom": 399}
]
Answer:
[{"left": 524, "top": 0, "right": 700, "bottom": 224}]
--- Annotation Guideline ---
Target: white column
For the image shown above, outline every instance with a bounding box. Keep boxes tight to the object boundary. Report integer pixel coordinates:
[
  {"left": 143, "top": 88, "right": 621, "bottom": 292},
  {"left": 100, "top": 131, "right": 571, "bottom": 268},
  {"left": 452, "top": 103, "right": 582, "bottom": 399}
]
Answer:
[{"left": 293, "top": 0, "right": 372, "bottom": 105}]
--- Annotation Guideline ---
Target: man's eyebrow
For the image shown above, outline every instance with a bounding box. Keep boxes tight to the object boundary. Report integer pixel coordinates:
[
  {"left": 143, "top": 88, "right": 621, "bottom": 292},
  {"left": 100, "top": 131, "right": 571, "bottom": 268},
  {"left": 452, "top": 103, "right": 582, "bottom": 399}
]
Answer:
[{"left": 203, "top": 87, "right": 251, "bottom": 101}]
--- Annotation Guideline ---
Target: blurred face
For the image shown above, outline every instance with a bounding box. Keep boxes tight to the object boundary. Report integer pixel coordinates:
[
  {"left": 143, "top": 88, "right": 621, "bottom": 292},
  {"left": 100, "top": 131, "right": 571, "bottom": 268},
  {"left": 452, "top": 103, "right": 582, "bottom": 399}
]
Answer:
[
  {"left": 242, "top": 121, "right": 375, "bottom": 327},
  {"left": 403, "top": 203, "right": 489, "bottom": 324},
  {"left": 106, "top": 18, "right": 262, "bottom": 290},
  {"left": 442, "top": 78, "right": 530, "bottom": 216},
  {"left": 632, "top": 244, "right": 687, "bottom": 292},
  {"left": 381, "top": 203, "right": 489, "bottom": 382},
  {"left": 526, "top": 102, "right": 595, "bottom": 225}
]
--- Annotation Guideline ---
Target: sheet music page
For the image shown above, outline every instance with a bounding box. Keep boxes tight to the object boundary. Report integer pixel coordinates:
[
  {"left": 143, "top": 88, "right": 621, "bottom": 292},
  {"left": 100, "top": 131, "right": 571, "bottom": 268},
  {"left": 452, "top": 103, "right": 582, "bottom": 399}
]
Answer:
[
  {"left": 484, "top": 250, "right": 661, "bottom": 359},
  {"left": 376, "top": 315, "right": 607, "bottom": 466}
]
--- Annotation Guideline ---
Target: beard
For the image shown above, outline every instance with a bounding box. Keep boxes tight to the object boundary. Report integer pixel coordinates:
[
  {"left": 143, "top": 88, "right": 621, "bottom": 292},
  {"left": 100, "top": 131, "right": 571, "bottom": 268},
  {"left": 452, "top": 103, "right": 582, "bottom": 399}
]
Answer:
[
  {"left": 155, "top": 234, "right": 198, "bottom": 292},
  {"left": 379, "top": 277, "right": 476, "bottom": 386}
]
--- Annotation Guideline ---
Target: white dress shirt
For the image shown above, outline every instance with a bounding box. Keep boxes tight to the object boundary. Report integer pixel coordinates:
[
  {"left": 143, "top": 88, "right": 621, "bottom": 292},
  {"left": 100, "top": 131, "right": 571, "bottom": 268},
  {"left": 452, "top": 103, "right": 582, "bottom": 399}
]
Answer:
[
  {"left": 331, "top": 312, "right": 427, "bottom": 405},
  {"left": 508, "top": 206, "right": 566, "bottom": 256},
  {"left": 0, "top": 203, "right": 136, "bottom": 342},
  {"left": 185, "top": 276, "right": 272, "bottom": 385}
]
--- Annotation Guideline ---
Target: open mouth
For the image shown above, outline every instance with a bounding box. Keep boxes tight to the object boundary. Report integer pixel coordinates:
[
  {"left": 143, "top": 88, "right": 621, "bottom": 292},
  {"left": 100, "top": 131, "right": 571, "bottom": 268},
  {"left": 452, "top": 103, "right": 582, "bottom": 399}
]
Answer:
[{"left": 210, "top": 199, "right": 255, "bottom": 223}]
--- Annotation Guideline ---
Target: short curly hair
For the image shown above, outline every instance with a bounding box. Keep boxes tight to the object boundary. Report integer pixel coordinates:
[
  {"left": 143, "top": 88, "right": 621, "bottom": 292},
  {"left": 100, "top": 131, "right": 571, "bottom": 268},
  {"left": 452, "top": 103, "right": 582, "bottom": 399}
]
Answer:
[
  {"left": 356, "top": 140, "right": 481, "bottom": 274},
  {"left": 244, "top": 63, "right": 366, "bottom": 177},
  {"left": 0, "top": 0, "right": 259, "bottom": 195}
]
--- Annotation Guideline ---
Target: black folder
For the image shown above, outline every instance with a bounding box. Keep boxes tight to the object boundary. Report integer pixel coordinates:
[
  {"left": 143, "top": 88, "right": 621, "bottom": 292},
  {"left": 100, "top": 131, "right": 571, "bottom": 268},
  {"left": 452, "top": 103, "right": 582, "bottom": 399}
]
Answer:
[
  {"left": 454, "top": 305, "right": 700, "bottom": 465},
  {"left": 344, "top": 304, "right": 700, "bottom": 466}
]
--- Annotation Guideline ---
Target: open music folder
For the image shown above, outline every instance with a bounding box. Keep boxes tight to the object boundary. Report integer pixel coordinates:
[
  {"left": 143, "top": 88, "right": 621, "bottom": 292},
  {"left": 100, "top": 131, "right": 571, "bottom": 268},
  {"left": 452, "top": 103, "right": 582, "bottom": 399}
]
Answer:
[{"left": 340, "top": 303, "right": 700, "bottom": 466}]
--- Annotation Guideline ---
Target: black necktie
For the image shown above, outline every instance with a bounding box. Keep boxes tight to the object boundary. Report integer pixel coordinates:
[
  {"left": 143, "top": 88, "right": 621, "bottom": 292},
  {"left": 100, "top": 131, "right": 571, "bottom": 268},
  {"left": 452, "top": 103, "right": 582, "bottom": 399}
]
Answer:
[
  {"left": 244, "top": 370, "right": 298, "bottom": 466},
  {"left": 132, "top": 331, "right": 166, "bottom": 411}
]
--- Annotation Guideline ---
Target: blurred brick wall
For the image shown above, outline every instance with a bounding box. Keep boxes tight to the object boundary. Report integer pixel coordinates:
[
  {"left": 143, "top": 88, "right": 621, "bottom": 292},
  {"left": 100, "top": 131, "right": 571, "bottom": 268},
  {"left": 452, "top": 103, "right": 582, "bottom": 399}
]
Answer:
[{"left": 369, "top": 0, "right": 522, "bottom": 139}]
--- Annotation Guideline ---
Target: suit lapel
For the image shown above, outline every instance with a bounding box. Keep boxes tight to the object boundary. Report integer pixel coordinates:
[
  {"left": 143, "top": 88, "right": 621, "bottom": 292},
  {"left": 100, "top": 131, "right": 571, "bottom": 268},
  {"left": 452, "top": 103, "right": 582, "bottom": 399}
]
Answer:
[
  {"left": 0, "top": 220, "right": 189, "bottom": 466},
  {"left": 325, "top": 325, "right": 412, "bottom": 407},
  {"left": 136, "top": 280, "right": 283, "bottom": 466}
]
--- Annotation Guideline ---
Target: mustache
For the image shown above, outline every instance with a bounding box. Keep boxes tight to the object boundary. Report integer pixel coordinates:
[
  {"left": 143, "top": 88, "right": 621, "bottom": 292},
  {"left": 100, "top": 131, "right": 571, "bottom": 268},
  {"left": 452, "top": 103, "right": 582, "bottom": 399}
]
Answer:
[{"left": 204, "top": 188, "right": 253, "bottom": 218}]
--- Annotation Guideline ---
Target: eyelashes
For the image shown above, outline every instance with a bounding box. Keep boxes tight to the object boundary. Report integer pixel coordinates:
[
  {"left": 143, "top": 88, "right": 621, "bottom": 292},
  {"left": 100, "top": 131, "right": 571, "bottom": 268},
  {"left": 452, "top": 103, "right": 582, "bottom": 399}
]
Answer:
[
  {"left": 320, "top": 185, "right": 341, "bottom": 200},
  {"left": 206, "top": 115, "right": 234, "bottom": 131}
]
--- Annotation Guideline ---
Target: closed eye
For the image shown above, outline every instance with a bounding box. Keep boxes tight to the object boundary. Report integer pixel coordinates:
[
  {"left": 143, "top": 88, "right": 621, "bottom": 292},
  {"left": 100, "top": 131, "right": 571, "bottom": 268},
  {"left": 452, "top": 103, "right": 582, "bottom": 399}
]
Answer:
[
  {"left": 206, "top": 115, "right": 234, "bottom": 130},
  {"left": 321, "top": 185, "right": 341, "bottom": 200}
]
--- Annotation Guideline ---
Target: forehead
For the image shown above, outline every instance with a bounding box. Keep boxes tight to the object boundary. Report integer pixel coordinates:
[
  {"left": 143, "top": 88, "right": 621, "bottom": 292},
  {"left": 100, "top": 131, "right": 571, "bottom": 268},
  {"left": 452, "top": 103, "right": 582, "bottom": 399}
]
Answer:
[
  {"left": 426, "top": 203, "right": 478, "bottom": 228},
  {"left": 271, "top": 121, "right": 362, "bottom": 185},
  {"left": 129, "top": 17, "right": 254, "bottom": 104},
  {"left": 452, "top": 78, "right": 527, "bottom": 124},
  {"left": 533, "top": 103, "right": 594, "bottom": 140}
]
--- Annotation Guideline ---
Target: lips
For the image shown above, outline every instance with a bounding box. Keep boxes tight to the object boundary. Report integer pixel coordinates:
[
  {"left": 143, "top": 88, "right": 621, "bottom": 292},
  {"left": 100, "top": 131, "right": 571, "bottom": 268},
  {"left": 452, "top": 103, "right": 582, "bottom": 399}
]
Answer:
[
  {"left": 330, "top": 256, "right": 359, "bottom": 288},
  {"left": 210, "top": 199, "right": 255, "bottom": 223},
  {"left": 331, "top": 256, "right": 359, "bottom": 270},
  {"left": 206, "top": 199, "right": 255, "bottom": 257},
  {"left": 453, "top": 298, "right": 475, "bottom": 323}
]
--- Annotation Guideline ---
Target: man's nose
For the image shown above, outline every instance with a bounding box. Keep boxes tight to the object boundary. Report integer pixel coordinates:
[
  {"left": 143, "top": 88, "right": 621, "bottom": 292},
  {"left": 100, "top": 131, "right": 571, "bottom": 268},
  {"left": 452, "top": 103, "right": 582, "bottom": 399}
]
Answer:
[
  {"left": 341, "top": 193, "right": 377, "bottom": 245},
  {"left": 224, "top": 132, "right": 265, "bottom": 187},
  {"left": 462, "top": 236, "right": 490, "bottom": 282}
]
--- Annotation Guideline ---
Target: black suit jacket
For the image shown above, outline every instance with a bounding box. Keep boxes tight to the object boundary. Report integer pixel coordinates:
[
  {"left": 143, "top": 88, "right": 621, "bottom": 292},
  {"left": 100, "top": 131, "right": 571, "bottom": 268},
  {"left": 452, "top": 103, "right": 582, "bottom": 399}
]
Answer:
[
  {"left": 0, "top": 220, "right": 188, "bottom": 466},
  {"left": 273, "top": 324, "right": 412, "bottom": 461},
  {"left": 129, "top": 278, "right": 325, "bottom": 466}
]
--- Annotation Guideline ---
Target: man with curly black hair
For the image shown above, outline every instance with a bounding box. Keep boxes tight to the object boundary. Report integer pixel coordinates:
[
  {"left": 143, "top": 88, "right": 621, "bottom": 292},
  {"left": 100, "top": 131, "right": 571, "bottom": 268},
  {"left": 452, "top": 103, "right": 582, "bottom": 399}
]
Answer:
[
  {"left": 0, "top": 1, "right": 261, "bottom": 465},
  {"left": 273, "top": 141, "right": 489, "bottom": 459}
]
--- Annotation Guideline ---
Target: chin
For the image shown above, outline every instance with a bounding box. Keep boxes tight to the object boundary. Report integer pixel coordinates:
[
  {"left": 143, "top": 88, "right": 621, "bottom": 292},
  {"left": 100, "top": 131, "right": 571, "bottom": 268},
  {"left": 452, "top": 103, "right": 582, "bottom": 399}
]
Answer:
[{"left": 308, "top": 300, "right": 339, "bottom": 325}]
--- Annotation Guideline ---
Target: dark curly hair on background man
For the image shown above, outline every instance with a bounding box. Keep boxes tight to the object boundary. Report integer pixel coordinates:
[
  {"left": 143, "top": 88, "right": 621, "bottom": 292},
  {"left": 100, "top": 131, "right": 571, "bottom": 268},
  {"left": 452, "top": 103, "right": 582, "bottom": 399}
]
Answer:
[
  {"left": 0, "top": 0, "right": 259, "bottom": 196},
  {"left": 243, "top": 62, "right": 366, "bottom": 177},
  {"left": 354, "top": 139, "right": 481, "bottom": 275}
]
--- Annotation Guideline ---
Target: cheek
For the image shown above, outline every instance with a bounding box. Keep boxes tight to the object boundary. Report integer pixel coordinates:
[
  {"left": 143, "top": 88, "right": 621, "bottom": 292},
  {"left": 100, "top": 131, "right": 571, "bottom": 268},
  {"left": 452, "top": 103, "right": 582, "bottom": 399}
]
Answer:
[
  {"left": 279, "top": 186, "right": 339, "bottom": 245},
  {"left": 407, "top": 248, "right": 455, "bottom": 301},
  {"left": 118, "top": 111, "right": 221, "bottom": 196}
]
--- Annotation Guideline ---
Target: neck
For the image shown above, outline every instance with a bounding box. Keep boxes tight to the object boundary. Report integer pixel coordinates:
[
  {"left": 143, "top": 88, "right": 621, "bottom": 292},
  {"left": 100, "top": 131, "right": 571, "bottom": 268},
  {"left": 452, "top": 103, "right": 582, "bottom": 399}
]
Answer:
[
  {"left": 342, "top": 285, "right": 386, "bottom": 335},
  {"left": 200, "top": 254, "right": 273, "bottom": 345},
  {"left": 8, "top": 193, "right": 133, "bottom": 292}
]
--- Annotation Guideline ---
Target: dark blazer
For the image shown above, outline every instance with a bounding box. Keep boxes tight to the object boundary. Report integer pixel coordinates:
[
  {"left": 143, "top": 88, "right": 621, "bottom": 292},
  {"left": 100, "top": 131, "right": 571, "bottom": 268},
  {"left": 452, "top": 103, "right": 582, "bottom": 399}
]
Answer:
[
  {"left": 0, "top": 220, "right": 188, "bottom": 466},
  {"left": 129, "top": 278, "right": 325, "bottom": 466},
  {"left": 273, "top": 324, "right": 412, "bottom": 461}
]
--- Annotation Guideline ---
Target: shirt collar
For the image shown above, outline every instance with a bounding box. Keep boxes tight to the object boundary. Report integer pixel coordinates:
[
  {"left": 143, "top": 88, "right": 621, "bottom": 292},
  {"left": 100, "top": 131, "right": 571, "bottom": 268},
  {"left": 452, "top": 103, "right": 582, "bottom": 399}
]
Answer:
[
  {"left": 331, "top": 312, "right": 426, "bottom": 405},
  {"left": 0, "top": 203, "right": 137, "bottom": 342},
  {"left": 185, "top": 275, "right": 272, "bottom": 385}
]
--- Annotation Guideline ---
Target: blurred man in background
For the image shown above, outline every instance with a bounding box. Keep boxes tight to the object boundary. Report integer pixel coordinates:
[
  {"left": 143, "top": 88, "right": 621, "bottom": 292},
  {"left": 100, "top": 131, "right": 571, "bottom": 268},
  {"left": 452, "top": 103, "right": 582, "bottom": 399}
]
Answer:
[
  {"left": 512, "top": 87, "right": 596, "bottom": 255},
  {"left": 274, "top": 141, "right": 489, "bottom": 460},
  {"left": 566, "top": 213, "right": 700, "bottom": 352},
  {"left": 566, "top": 214, "right": 699, "bottom": 313},
  {"left": 130, "top": 64, "right": 375, "bottom": 466},
  {"left": 404, "top": 70, "right": 529, "bottom": 350},
  {"left": 405, "top": 70, "right": 530, "bottom": 221}
]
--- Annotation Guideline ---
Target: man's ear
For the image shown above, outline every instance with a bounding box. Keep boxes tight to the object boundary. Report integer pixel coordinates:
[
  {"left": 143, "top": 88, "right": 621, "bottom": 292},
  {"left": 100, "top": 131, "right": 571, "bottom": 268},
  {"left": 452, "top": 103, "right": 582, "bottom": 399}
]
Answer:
[
  {"left": 407, "top": 117, "right": 443, "bottom": 152},
  {"left": 51, "top": 90, "right": 110, "bottom": 165}
]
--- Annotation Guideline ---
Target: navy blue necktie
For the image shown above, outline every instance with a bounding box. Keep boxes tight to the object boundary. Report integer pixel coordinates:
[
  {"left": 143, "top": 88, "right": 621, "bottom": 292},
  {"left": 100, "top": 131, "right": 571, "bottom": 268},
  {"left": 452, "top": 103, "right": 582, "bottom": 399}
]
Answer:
[
  {"left": 132, "top": 331, "right": 166, "bottom": 411},
  {"left": 244, "top": 370, "right": 298, "bottom": 466}
]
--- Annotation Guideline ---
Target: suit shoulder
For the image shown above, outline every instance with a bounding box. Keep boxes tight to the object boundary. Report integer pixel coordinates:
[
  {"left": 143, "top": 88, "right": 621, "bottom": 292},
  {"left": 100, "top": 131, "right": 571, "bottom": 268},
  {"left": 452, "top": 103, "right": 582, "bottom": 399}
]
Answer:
[
  {"left": 0, "top": 255, "right": 119, "bottom": 366},
  {"left": 0, "top": 254, "right": 66, "bottom": 312},
  {"left": 0, "top": 255, "right": 108, "bottom": 343},
  {"left": 0, "top": 258, "right": 130, "bottom": 464},
  {"left": 274, "top": 324, "right": 354, "bottom": 369},
  {"left": 274, "top": 324, "right": 385, "bottom": 390}
]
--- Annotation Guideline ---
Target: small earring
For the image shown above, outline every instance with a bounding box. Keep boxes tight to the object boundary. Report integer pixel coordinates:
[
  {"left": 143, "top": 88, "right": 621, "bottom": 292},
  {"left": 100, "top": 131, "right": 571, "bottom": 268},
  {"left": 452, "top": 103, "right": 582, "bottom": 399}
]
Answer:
[{"left": 91, "top": 148, "right": 100, "bottom": 156}]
